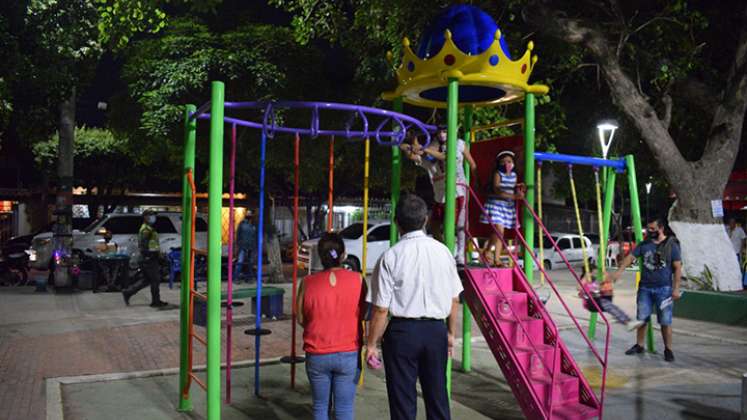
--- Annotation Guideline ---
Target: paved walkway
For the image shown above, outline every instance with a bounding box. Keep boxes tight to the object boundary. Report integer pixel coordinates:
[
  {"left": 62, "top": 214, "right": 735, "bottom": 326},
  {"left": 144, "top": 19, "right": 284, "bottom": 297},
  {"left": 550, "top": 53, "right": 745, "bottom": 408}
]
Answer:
[
  {"left": 0, "top": 277, "right": 300, "bottom": 420},
  {"left": 1, "top": 267, "right": 745, "bottom": 419}
]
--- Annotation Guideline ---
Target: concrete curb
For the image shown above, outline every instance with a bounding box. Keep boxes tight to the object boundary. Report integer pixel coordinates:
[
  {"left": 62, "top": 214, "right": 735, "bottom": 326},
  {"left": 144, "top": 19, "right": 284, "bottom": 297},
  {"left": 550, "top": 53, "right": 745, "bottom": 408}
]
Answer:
[{"left": 45, "top": 357, "right": 283, "bottom": 420}]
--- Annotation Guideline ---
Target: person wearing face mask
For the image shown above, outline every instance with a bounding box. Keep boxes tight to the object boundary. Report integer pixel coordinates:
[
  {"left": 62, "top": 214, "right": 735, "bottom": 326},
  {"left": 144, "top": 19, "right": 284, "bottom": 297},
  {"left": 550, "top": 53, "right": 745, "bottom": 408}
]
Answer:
[
  {"left": 479, "top": 151, "right": 525, "bottom": 267},
  {"left": 418, "top": 125, "right": 477, "bottom": 266},
  {"left": 609, "top": 217, "right": 682, "bottom": 362},
  {"left": 122, "top": 209, "right": 167, "bottom": 307}
]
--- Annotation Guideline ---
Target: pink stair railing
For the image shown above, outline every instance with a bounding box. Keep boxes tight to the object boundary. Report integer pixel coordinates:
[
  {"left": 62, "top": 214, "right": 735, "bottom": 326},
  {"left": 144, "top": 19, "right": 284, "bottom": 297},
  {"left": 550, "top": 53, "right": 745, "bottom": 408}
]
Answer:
[{"left": 461, "top": 183, "right": 610, "bottom": 419}]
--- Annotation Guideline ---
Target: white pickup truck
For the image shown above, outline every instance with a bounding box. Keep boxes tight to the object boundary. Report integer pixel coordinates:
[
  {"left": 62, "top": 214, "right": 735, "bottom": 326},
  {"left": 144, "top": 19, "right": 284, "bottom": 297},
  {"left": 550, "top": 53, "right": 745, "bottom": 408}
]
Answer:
[{"left": 29, "top": 212, "right": 211, "bottom": 269}]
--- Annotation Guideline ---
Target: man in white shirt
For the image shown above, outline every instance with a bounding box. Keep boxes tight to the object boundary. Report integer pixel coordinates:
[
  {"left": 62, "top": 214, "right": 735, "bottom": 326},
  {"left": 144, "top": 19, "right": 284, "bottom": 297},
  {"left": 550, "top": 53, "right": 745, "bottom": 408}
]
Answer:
[{"left": 366, "top": 193, "right": 463, "bottom": 420}]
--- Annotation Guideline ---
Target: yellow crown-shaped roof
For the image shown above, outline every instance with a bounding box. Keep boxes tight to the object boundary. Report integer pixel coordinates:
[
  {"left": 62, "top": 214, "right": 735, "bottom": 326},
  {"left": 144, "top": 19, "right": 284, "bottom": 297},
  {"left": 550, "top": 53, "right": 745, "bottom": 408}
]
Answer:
[{"left": 382, "top": 29, "right": 549, "bottom": 108}]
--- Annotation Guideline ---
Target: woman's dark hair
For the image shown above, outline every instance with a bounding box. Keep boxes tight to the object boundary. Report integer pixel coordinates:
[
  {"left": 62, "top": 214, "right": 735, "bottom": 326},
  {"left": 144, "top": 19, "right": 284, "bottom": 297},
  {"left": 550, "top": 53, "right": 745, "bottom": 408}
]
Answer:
[{"left": 318, "top": 232, "right": 345, "bottom": 269}]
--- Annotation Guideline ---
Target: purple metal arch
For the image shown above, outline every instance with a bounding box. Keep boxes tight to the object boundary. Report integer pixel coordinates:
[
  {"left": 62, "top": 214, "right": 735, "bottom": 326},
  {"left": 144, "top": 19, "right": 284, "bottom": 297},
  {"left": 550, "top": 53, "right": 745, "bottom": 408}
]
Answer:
[{"left": 191, "top": 100, "right": 435, "bottom": 147}]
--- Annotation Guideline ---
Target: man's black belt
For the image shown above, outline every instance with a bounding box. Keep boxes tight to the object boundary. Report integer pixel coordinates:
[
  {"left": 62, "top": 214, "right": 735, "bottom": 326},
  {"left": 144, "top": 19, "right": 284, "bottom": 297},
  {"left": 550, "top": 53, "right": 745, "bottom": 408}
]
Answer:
[{"left": 391, "top": 316, "right": 445, "bottom": 322}]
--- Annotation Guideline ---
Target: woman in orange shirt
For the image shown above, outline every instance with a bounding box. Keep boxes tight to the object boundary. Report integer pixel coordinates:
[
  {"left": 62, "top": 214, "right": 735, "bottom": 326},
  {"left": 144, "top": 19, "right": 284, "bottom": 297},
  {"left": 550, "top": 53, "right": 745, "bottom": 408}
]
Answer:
[{"left": 297, "top": 232, "right": 367, "bottom": 420}]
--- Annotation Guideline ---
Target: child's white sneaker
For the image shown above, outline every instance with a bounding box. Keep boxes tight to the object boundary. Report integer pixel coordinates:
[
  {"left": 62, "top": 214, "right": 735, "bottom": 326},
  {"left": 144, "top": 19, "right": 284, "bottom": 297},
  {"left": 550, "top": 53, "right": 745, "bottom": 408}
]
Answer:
[{"left": 626, "top": 320, "right": 644, "bottom": 331}]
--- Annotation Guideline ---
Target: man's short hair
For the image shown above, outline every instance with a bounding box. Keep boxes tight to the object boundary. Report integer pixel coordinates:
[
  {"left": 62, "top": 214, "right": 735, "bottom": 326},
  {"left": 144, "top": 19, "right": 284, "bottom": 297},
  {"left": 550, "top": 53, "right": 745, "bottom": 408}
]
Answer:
[
  {"left": 396, "top": 193, "right": 428, "bottom": 233},
  {"left": 647, "top": 216, "right": 666, "bottom": 229},
  {"left": 318, "top": 232, "right": 345, "bottom": 270}
]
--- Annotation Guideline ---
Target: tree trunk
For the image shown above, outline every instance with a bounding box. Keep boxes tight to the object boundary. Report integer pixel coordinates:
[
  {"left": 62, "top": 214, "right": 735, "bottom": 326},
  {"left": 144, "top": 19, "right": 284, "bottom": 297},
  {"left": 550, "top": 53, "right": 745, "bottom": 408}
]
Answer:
[
  {"left": 54, "top": 87, "right": 75, "bottom": 288},
  {"left": 526, "top": 3, "right": 745, "bottom": 290},
  {"left": 285, "top": 202, "right": 307, "bottom": 241}
]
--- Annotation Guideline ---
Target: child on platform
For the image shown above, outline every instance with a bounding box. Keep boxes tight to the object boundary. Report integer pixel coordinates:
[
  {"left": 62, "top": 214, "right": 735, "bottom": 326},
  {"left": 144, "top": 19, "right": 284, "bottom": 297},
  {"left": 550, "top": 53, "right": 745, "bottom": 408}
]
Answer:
[
  {"left": 480, "top": 150, "right": 524, "bottom": 266},
  {"left": 579, "top": 264, "right": 643, "bottom": 331}
]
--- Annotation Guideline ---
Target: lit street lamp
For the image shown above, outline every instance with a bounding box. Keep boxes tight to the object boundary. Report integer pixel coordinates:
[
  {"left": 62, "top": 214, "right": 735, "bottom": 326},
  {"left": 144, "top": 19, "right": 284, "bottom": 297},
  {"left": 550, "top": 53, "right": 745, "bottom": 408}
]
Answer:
[
  {"left": 597, "top": 121, "right": 618, "bottom": 160},
  {"left": 645, "top": 181, "right": 653, "bottom": 221},
  {"left": 596, "top": 120, "right": 618, "bottom": 239}
]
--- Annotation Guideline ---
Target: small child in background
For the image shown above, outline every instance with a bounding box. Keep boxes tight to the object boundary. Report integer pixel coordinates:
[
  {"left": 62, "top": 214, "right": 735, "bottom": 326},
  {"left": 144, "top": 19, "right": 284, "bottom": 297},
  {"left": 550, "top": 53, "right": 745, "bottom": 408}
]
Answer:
[{"left": 579, "top": 264, "right": 643, "bottom": 331}]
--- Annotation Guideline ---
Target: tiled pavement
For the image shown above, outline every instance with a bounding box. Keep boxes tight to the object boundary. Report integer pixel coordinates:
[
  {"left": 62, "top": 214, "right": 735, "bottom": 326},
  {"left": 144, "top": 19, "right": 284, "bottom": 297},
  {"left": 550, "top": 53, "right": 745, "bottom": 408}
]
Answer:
[
  {"left": 0, "top": 276, "right": 301, "bottom": 420},
  {"left": 2, "top": 266, "right": 746, "bottom": 420}
]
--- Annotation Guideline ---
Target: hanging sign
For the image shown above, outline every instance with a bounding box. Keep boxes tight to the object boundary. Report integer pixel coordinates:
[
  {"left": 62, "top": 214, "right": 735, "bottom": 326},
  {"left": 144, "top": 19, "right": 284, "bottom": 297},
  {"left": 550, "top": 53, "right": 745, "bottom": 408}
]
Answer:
[{"left": 711, "top": 199, "right": 724, "bottom": 218}]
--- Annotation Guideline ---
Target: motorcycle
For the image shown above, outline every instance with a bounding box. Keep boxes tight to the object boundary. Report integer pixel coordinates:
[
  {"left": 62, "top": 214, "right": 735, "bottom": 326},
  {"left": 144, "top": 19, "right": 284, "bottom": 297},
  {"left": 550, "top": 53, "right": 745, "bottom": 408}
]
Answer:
[{"left": 0, "top": 244, "right": 29, "bottom": 286}]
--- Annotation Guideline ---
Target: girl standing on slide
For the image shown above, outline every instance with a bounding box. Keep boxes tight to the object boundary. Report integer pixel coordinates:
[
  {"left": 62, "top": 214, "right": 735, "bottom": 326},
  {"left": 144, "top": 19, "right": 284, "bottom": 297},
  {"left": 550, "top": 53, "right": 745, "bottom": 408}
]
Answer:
[{"left": 480, "top": 151, "right": 524, "bottom": 266}]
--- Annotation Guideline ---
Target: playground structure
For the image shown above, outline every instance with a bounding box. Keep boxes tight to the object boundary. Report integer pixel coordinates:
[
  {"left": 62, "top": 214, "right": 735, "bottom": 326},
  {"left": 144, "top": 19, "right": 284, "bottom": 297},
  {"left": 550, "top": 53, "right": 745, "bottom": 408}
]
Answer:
[
  {"left": 175, "top": 5, "right": 650, "bottom": 420},
  {"left": 178, "top": 93, "right": 434, "bottom": 419},
  {"left": 382, "top": 4, "right": 646, "bottom": 418}
]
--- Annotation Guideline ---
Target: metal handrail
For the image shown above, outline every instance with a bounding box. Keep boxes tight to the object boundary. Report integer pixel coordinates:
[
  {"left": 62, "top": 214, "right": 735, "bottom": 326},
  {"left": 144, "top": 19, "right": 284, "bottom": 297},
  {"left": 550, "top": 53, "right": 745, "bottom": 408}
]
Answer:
[
  {"left": 463, "top": 185, "right": 560, "bottom": 417},
  {"left": 519, "top": 196, "right": 610, "bottom": 418}
]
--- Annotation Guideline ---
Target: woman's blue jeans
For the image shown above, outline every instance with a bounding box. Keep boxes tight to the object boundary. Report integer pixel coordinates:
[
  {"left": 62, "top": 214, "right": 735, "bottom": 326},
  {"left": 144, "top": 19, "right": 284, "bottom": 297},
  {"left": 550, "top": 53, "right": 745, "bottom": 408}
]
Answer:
[{"left": 305, "top": 351, "right": 359, "bottom": 420}]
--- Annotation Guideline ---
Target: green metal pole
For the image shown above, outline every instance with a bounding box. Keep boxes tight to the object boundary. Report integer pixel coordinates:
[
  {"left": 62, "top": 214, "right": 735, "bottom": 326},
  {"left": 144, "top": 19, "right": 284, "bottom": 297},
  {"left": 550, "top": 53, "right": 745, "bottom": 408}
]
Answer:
[
  {"left": 625, "top": 155, "right": 654, "bottom": 353},
  {"left": 523, "top": 94, "right": 536, "bottom": 284},
  {"left": 444, "top": 79, "right": 458, "bottom": 251},
  {"left": 589, "top": 170, "right": 617, "bottom": 340},
  {"left": 207, "top": 81, "right": 224, "bottom": 420},
  {"left": 178, "top": 104, "right": 197, "bottom": 412},
  {"left": 390, "top": 97, "right": 403, "bottom": 246},
  {"left": 462, "top": 105, "right": 473, "bottom": 373},
  {"left": 445, "top": 78, "right": 459, "bottom": 398}
]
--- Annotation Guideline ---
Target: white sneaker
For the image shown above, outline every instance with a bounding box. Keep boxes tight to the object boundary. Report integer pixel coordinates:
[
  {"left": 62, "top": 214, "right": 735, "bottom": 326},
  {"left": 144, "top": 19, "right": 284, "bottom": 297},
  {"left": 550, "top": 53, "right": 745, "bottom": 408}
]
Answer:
[{"left": 626, "top": 320, "right": 644, "bottom": 331}]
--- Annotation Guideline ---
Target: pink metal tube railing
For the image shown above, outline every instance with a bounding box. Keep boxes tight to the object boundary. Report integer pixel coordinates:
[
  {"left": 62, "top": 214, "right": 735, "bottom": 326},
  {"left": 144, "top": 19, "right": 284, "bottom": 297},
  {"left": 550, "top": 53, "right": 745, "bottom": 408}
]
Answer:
[
  {"left": 518, "top": 196, "right": 610, "bottom": 418},
  {"left": 462, "top": 185, "right": 562, "bottom": 417},
  {"left": 464, "top": 183, "right": 610, "bottom": 417}
]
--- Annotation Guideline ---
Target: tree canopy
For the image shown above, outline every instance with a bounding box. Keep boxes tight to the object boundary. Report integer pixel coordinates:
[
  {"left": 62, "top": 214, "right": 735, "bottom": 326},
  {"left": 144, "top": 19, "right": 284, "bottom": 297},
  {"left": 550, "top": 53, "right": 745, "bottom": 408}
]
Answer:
[{"left": 3, "top": 0, "right": 746, "bottom": 215}]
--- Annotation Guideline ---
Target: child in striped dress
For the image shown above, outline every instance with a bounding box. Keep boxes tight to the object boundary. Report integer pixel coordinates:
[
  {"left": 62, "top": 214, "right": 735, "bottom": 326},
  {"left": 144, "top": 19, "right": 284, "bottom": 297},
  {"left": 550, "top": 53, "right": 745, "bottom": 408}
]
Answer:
[{"left": 480, "top": 151, "right": 524, "bottom": 266}]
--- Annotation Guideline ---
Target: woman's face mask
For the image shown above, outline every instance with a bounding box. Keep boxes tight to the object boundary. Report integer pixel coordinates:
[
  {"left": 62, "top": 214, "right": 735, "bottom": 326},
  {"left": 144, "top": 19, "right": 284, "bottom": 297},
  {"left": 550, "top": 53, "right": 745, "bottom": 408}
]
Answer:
[
  {"left": 647, "top": 228, "right": 659, "bottom": 239},
  {"left": 498, "top": 159, "right": 514, "bottom": 174},
  {"left": 146, "top": 215, "right": 156, "bottom": 225}
]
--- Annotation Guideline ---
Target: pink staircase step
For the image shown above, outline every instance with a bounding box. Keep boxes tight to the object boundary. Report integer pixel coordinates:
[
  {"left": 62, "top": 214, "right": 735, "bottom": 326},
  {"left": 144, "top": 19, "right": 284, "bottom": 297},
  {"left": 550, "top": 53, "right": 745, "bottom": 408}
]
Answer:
[
  {"left": 486, "top": 291, "right": 529, "bottom": 319},
  {"left": 515, "top": 343, "right": 555, "bottom": 373},
  {"left": 496, "top": 316, "right": 544, "bottom": 344},
  {"left": 549, "top": 401, "right": 599, "bottom": 420},
  {"left": 530, "top": 371, "right": 581, "bottom": 406},
  {"left": 471, "top": 268, "right": 514, "bottom": 293}
]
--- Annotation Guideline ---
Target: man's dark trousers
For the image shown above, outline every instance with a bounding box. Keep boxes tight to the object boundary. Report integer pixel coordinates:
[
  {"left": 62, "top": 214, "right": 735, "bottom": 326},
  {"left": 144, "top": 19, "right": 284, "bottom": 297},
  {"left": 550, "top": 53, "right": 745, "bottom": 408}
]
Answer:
[
  {"left": 126, "top": 257, "right": 161, "bottom": 303},
  {"left": 382, "top": 318, "right": 450, "bottom": 420}
]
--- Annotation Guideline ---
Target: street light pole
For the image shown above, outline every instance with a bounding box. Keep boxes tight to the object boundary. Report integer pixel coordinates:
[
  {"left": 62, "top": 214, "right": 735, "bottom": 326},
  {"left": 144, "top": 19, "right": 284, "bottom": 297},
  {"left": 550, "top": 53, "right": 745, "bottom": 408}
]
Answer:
[{"left": 588, "top": 120, "right": 618, "bottom": 340}]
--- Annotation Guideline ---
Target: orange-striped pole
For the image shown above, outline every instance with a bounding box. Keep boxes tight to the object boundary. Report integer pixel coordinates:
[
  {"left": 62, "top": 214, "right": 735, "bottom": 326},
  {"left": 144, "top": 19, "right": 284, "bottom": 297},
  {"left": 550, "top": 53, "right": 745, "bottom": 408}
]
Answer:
[{"left": 327, "top": 135, "right": 335, "bottom": 231}]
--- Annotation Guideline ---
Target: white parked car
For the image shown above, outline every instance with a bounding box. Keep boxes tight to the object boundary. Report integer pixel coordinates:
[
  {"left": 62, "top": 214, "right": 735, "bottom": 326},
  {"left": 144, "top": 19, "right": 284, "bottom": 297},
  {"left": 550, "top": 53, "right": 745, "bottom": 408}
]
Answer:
[
  {"left": 29, "top": 212, "right": 211, "bottom": 269},
  {"left": 536, "top": 233, "right": 598, "bottom": 271},
  {"left": 298, "top": 221, "right": 391, "bottom": 274}
]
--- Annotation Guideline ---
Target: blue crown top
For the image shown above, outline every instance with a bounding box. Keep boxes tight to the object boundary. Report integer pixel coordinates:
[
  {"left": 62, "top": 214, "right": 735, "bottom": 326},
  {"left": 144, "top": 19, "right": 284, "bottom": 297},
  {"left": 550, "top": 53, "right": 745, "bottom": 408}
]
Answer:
[{"left": 416, "top": 5, "right": 512, "bottom": 60}]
